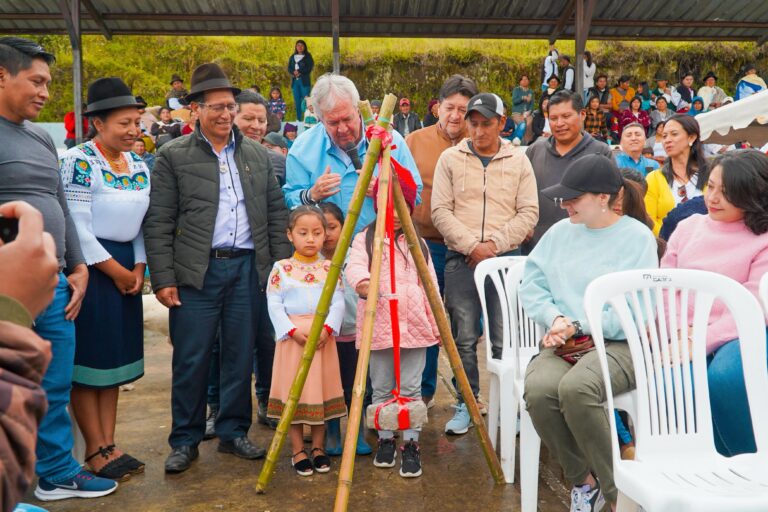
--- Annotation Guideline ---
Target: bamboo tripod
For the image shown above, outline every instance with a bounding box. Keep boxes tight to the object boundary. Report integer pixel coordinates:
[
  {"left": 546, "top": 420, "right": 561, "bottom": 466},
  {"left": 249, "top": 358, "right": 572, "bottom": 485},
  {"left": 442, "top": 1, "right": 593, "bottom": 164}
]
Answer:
[{"left": 255, "top": 95, "right": 504, "bottom": 502}]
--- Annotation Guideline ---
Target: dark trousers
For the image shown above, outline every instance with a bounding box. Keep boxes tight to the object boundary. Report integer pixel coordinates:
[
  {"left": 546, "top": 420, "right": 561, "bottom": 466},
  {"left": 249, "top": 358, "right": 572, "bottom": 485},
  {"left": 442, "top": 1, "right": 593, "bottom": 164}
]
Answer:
[
  {"left": 421, "top": 240, "right": 447, "bottom": 398},
  {"left": 169, "top": 254, "right": 257, "bottom": 447},
  {"left": 206, "top": 286, "right": 274, "bottom": 408}
]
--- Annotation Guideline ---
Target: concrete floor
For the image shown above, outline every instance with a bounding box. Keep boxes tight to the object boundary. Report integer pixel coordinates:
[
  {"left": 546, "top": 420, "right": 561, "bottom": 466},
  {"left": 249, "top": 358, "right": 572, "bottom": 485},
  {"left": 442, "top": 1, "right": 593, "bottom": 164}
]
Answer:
[{"left": 27, "top": 296, "right": 570, "bottom": 512}]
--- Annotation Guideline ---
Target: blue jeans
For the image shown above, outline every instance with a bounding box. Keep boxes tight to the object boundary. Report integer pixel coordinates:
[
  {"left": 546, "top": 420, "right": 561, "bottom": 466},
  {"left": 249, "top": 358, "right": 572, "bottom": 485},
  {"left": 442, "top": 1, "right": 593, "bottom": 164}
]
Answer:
[
  {"left": 421, "top": 241, "right": 446, "bottom": 398},
  {"left": 34, "top": 274, "right": 81, "bottom": 482},
  {"left": 169, "top": 255, "right": 257, "bottom": 446},
  {"left": 291, "top": 79, "right": 312, "bottom": 120},
  {"left": 708, "top": 337, "right": 767, "bottom": 456}
]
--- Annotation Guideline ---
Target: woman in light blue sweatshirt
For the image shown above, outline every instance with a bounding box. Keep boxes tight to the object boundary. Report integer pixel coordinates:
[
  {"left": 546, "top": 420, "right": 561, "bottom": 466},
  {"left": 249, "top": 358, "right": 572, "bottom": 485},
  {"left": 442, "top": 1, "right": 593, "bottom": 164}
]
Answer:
[{"left": 520, "top": 154, "right": 658, "bottom": 512}]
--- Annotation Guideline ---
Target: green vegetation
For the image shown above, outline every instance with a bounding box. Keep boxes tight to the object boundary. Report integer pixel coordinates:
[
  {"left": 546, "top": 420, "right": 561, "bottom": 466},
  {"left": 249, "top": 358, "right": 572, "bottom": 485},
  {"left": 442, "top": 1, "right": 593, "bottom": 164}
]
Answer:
[{"left": 26, "top": 35, "right": 766, "bottom": 121}]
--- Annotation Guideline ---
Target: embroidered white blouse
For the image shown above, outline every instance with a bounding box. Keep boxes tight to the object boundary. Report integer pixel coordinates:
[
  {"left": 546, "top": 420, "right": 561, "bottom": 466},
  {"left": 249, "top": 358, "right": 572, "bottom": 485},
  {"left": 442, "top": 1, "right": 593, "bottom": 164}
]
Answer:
[{"left": 60, "top": 141, "right": 150, "bottom": 265}]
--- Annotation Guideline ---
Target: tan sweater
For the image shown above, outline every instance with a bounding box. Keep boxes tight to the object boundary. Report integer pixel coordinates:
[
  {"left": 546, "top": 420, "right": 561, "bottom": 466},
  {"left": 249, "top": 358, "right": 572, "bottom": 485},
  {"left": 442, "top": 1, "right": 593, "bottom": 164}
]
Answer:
[
  {"left": 431, "top": 138, "right": 539, "bottom": 255},
  {"left": 405, "top": 123, "right": 467, "bottom": 242}
]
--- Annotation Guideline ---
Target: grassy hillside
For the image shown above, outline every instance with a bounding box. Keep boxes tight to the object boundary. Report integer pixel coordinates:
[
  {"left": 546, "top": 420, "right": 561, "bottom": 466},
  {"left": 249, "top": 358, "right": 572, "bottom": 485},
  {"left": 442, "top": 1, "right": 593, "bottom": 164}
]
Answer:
[{"left": 28, "top": 35, "right": 766, "bottom": 122}]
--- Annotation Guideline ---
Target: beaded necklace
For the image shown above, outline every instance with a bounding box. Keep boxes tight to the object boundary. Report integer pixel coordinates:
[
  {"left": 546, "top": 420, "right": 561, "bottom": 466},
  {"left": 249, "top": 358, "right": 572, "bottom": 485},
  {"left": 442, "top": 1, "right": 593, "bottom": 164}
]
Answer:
[{"left": 94, "top": 140, "right": 130, "bottom": 175}]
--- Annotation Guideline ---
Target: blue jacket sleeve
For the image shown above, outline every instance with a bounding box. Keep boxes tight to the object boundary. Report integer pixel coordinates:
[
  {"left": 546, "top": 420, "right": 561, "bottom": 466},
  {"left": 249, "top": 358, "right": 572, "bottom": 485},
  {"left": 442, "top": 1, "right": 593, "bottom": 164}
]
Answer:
[{"left": 283, "top": 149, "right": 312, "bottom": 208}]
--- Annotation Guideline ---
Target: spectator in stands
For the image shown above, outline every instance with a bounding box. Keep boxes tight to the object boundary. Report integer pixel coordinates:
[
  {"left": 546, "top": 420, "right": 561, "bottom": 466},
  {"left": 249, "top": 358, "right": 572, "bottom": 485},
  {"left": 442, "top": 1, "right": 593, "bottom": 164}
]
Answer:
[
  {"left": 635, "top": 81, "right": 652, "bottom": 111},
  {"left": 688, "top": 96, "right": 707, "bottom": 116},
  {"left": 0, "top": 200, "right": 57, "bottom": 512},
  {"left": 263, "top": 131, "right": 288, "bottom": 155},
  {"left": 645, "top": 114, "right": 708, "bottom": 235},
  {"left": 267, "top": 87, "right": 287, "bottom": 121},
  {"left": 283, "top": 73, "right": 421, "bottom": 235},
  {"left": 165, "top": 74, "right": 188, "bottom": 109},
  {"left": 0, "top": 35, "right": 118, "bottom": 502},
  {"left": 431, "top": 92, "right": 538, "bottom": 436},
  {"left": 529, "top": 96, "right": 551, "bottom": 143},
  {"left": 582, "top": 51, "right": 596, "bottom": 101},
  {"left": 521, "top": 154, "right": 657, "bottom": 512},
  {"left": 673, "top": 72, "right": 696, "bottom": 113},
  {"left": 616, "top": 122, "right": 659, "bottom": 176},
  {"left": 422, "top": 99, "right": 439, "bottom": 128},
  {"left": 145, "top": 62, "right": 290, "bottom": 474},
  {"left": 151, "top": 107, "right": 181, "bottom": 148},
  {"left": 136, "top": 96, "right": 156, "bottom": 150},
  {"left": 133, "top": 138, "right": 155, "bottom": 172},
  {"left": 288, "top": 40, "right": 314, "bottom": 120},
  {"left": 651, "top": 120, "right": 667, "bottom": 159},
  {"left": 584, "top": 95, "right": 609, "bottom": 143},
  {"left": 697, "top": 71, "right": 727, "bottom": 110},
  {"left": 180, "top": 109, "right": 198, "bottom": 136},
  {"left": 525, "top": 90, "right": 613, "bottom": 249},
  {"left": 735, "top": 63, "right": 767, "bottom": 101},
  {"left": 393, "top": 98, "right": 421, "bottom": 137},
  {"left": 619, "top": 96, "right": 650, "bottom": 137},
  {"left": 512, "top": 75, "right": 535, "bottom": 135},
  {"left": 406, "top": 74, "right": 478, "bottom": 411},
  {"left": 650, "top": 96, "right": 673, "bottom": 136},
  {"left": 609, "top": 75, "right": 635, "bottom": 114},
  {"left": 661, "top": 149, "right": 768, "bottom": 456},
  {"left": 651, "top": 70, "right": 676, "bottom": 111},
  {"left": 559, "top": 54, "right": 576, "bottom": 93},
  {"left": 283, "top": 122, "right": 298, "bottom": 148},
  {"left": 60, "top": 77, "right": 149, "bottom": 483},
  {"left": 541, "top": 44, "right": 559, "bottom": 91},
  {"left": 302, "top": 96, "right": 318, "bottom": 129},
  {"left": 63, "top": 110, "right": 88, "bottom": 149},
  {"left": 587, "top": 74, "right": 611, "bottom": 113},
  {"left": 370, "top": 99, "right": 382, "bottom": 116},
  {"left": 542, "top": 74, "right": 561, "bottom": 102}
]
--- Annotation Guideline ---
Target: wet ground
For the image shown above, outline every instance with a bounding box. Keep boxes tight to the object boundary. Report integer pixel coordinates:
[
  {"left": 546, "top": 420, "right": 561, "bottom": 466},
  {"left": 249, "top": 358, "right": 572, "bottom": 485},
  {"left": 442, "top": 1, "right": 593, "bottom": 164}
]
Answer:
[{"left": 26, "top": 296, "right": 570, "bottom": 512}]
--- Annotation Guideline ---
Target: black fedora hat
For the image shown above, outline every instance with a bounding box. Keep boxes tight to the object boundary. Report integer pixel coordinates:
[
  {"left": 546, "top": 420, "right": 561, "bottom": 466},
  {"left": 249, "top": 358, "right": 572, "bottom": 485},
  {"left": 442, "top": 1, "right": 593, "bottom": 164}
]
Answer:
[
  {"left": 185, "top": 63, "right": 241, "bottom": 103},
  {"left": 703, "top": 71, "right": 718, "bottom": 82},
  {"left": 170, "top": 74, "right": 183, "bottom": 85},
  {"left": 84, "top": 77, "right": 145, "bottom": 116}
]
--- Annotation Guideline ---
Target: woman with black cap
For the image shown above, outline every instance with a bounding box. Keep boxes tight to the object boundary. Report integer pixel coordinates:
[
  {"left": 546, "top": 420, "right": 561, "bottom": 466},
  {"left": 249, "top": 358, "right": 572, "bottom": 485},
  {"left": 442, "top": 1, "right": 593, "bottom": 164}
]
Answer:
[
  {"left": 520, "top": 153, "right": 658, "bottom": 512},
  {"left": 287, "top": 39, "right": 314, "bottom": 120},
  {"left": 59, "top": 77, "right": 150, "bottom": 482}
]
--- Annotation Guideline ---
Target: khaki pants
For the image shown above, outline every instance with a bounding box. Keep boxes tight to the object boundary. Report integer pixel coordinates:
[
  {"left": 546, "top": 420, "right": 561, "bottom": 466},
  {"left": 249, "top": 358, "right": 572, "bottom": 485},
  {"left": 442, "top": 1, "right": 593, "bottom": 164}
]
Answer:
[{"left": 523, "top": 342, "right": 635, "bottom": 503}]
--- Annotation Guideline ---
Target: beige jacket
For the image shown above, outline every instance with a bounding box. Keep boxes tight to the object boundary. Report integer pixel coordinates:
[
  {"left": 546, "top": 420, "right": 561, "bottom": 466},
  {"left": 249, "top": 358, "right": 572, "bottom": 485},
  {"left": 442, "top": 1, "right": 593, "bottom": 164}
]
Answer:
[{"left": 431, "top": 138, "right": 539, "bottom": 255}]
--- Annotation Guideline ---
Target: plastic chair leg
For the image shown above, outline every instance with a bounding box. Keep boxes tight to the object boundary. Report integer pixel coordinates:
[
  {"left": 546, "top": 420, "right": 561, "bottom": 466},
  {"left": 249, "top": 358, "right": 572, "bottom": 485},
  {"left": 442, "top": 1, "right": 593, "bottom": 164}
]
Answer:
[
  {"left": 499, "top": 375, "right": 517, "bottom": 484},
  {"left": 519, "top": 404, "right": 540, "bottom": 512},
  {"left": 488, "top": 375, "right": 501, "bottom": 450}
]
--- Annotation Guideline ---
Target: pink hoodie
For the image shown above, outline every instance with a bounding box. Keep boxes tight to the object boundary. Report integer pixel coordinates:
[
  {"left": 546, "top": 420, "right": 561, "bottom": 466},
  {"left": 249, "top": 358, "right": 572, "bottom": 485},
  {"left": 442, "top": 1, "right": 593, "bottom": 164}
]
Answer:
[
  {"left": 661, "top": 214, "right": 768, "bottom": 354},
  {"left": 345, "top": 230, "right": 440, "bottom": 351}
]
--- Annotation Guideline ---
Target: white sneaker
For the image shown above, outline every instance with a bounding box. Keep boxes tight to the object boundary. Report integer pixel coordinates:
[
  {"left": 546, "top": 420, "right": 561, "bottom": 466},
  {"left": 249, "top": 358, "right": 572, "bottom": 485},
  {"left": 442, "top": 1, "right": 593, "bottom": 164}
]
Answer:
[{"left": 570, "top": 482, "right": 604, "bottom": 512}]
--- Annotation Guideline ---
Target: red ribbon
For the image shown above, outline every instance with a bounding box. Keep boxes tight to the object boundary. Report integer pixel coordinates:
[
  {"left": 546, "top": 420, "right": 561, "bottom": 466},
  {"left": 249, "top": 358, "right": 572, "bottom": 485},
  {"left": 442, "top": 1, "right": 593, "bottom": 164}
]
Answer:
[{"left": 369, "top": 122, "right": 413, "bottom": 432}]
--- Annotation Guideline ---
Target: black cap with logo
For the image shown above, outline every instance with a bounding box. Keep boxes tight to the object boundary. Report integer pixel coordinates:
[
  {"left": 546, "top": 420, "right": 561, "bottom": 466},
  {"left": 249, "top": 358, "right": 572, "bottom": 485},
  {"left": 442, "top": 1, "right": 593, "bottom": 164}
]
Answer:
[
  {"left": 541, "top": 154, "right": 623, "bottom": 202},
  {"left": 465, "top": 93, "right": 505, "bottom": 119}
]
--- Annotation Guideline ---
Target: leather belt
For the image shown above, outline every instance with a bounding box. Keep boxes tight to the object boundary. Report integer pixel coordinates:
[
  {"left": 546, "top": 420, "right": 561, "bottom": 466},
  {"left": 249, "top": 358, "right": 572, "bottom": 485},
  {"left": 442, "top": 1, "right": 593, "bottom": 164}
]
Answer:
[{"left": 210, "top": 248, "right": 254, "bottom": 259}]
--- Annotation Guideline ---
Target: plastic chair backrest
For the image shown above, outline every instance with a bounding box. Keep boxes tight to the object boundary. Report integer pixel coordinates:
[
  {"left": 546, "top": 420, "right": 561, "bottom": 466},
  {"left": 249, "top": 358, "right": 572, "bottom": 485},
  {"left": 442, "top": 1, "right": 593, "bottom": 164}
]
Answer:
[
  {"left": 584, "top": 269, "right": 768, "bottom": 463},
  {"left": 759, "top": 272, "right": 768, "bottom": 315},
  {"left": 504, "top": 261, "right": 544, "bottom": 375},
  {"left": 474, "top": 256, "right": 527, "bottom": 363}
]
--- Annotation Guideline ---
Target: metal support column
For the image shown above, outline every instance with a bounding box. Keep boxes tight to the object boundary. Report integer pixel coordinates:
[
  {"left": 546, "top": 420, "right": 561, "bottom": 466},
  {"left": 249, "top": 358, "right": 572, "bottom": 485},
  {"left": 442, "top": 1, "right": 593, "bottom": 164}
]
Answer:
[
  {"left": 574, "top": 0, "right": 596, "bottom": 99},
  {"left": 331, "top": 0, "right": 340, "bottom": 73},
  {"left": 60, "top": 0, "right": 83, "bottom": 142}
]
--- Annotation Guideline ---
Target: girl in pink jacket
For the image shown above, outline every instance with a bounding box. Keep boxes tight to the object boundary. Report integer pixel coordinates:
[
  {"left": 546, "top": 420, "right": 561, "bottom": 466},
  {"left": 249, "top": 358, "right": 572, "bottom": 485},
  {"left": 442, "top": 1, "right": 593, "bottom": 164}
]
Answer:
[{"left": 345, "top": 175, "right": 440, "bottom": 479}]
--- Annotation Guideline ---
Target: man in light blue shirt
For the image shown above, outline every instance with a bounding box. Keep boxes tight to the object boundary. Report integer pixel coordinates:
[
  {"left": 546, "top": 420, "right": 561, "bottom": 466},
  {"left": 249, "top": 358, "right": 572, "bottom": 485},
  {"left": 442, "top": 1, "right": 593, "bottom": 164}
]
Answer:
[
  {"left": 614, "top": 122, "right": 659, "bottom": 176},
  {"left": 284, "top": 73, "right": 422, "bottom": 234}
]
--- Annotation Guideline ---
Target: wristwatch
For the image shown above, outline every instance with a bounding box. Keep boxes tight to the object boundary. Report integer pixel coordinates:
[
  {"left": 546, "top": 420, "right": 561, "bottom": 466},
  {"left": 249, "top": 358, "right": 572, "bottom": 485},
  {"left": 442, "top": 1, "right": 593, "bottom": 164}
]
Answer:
[{"left": 571, "top": 320, "right": 584, "bottom": 337}]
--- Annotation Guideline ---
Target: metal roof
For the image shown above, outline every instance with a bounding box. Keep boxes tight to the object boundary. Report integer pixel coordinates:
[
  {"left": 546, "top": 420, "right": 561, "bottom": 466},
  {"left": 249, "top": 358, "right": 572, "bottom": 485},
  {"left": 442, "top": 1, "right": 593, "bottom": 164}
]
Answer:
[{"left": 2, "top": 0, "right": 768, "bottom": 42}]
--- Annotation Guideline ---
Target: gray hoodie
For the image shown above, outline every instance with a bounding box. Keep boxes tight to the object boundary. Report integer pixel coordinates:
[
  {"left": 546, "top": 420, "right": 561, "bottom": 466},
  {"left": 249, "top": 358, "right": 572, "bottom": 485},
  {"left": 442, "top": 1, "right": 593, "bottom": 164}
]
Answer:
[{"left": 524, "top": 132, "right": 613, "bottom": 247}]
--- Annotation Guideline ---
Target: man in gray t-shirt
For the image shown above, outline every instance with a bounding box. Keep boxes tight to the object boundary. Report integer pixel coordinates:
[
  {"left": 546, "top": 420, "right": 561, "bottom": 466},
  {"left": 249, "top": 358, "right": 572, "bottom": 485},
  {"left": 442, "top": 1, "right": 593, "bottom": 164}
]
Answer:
[{"left": 0, "top": 37, "right": 117, "bottom": 500}]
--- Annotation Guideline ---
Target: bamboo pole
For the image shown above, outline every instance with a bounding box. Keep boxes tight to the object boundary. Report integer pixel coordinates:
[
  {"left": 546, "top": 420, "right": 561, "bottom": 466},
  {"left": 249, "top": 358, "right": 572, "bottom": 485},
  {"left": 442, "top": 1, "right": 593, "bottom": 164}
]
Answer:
[
  {"left": 256, "top": 94, "right": 399, "bottom": 494},
  {"left": 333, "top": 132, "right": 393, "bottom": 512},
  {"left": 391, "top": 174, "right": 506, "bottom": 484}
]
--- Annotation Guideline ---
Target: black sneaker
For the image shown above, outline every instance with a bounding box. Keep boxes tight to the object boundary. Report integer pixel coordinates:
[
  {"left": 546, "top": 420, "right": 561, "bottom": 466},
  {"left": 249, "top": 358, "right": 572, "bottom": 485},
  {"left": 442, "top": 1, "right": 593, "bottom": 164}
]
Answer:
[
  {"left": 373, "top": 438, "right": 396, "bottom": 468},
  {"left": 399, "top": 441, "right": 422, "bottom": 478}
]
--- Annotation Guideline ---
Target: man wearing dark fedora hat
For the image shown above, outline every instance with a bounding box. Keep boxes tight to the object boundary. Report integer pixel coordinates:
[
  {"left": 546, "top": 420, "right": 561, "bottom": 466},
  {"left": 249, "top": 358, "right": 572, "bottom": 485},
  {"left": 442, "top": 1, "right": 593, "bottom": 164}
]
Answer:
[
  {"left": 145, "top": 62, "right": 291, "bottom": 473},
  {"left": 165, "top": 73, "right": 188, "bottom": 109},
  {"left": 0, "top": 37, "right": 120, "bottom": 501}
]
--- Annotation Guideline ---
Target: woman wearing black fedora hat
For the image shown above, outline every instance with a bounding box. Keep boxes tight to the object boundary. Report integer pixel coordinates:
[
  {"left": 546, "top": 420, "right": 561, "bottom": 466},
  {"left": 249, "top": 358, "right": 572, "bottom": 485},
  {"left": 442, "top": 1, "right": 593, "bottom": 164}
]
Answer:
[
  {"left": 697, "top": 71, "right": 727, "bottom": 110},
  {"left": 59, "top": 76, "right": 150, "bottom": 482},
  {"left": 520, "top": 154, "right": 658, "bottom": 511}
]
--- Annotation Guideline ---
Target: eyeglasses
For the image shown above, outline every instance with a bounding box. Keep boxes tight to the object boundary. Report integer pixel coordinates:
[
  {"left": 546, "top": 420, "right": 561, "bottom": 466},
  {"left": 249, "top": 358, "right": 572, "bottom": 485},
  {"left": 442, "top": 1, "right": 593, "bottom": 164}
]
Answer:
[{"left": 199, "top": 103, "right": 238, "bottom": 114}]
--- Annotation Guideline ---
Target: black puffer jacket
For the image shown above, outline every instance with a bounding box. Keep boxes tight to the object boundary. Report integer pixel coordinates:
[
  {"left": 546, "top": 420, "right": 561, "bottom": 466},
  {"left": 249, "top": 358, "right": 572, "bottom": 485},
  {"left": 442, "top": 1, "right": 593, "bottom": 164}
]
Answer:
[{"left": 144, "top": 124, "right": 291, "bottom": 291}]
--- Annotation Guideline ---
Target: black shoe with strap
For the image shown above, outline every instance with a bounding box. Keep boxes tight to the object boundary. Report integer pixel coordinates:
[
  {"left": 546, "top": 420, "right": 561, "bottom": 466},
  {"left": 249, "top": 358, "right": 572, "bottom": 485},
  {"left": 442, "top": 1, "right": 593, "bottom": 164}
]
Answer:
[
  {"left": 164, "top": 445, "right": 199, "bottom": 474},
  {"left": 310, "top": 447, "right": 331, "bottom": 473},
  {"left": 292, "top": 449, "right": 313, "bottom": 477},
  {"left": 86, "top": 446, "right": 132, "bottom": 481},
  {"left": 106, "top": 444, "right": 145, "bottom": 475},
  {"left": 217, "top": 436, "right": 266, "bottom": 460}
]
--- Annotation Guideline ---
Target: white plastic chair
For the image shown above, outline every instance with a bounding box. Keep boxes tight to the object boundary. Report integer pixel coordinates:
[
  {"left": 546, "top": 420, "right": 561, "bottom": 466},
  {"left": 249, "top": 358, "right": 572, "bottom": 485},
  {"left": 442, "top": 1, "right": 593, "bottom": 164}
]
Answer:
[
  {"left": 585, "top": 268, "right": 768, "bottom": 512},
  {"left": 759, "top": 272, "right": 768, "bottom": 314},
  {"left": 474, "top": 256, "right": 542, "bottom": 510}
]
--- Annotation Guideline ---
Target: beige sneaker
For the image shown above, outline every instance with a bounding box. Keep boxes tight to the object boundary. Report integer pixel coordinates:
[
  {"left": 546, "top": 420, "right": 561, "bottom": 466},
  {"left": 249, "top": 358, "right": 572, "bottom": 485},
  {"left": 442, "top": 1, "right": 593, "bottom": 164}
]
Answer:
[{"left": 477, "top": 394, "right": 488, "bottom": 416}]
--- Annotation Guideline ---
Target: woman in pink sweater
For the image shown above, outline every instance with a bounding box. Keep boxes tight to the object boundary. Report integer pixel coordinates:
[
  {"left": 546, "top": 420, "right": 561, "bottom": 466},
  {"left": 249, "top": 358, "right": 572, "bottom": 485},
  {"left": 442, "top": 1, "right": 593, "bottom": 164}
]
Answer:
[
  {"left": 345, "top": 175, "right": 440, "bottom": 479},
  {"left": 661, "top": 149, "right": 768, "bottom": 456}
]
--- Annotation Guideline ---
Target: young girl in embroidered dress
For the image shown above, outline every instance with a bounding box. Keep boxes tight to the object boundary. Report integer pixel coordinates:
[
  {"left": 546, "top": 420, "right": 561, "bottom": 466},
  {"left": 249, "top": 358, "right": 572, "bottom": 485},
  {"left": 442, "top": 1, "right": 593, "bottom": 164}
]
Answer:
[
  {"left": 345, "top": 175, "right": 440, "bottom": 479},
  {"left": 266, "top": 205, "right": 346, "bottom": 477}
]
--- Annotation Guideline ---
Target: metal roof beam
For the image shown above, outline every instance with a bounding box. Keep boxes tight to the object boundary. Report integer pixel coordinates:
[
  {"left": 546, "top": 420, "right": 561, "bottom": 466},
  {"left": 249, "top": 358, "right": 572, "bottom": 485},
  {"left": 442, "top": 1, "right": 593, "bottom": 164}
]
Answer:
[
  {"left": 80, "top": 0, "right": 112, "bottom": 40},
  {"left": 549, "top": 0, "right": 575, "bottom": 44}
]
